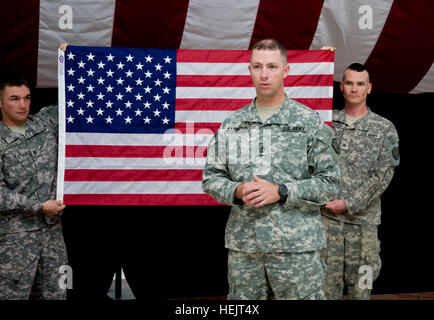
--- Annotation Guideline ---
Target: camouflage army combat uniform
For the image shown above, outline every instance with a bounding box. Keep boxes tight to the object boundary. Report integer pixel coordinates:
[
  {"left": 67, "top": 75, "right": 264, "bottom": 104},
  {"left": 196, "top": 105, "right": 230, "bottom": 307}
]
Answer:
[
  {"left": 321, "top": 108, "right": 399, "bottom": 300},
  {"left": 202, "top": 97, "right": 340, "bottom": 300},
  {"left": 0, "top": 105, "right": 67, "bottom": 300}
]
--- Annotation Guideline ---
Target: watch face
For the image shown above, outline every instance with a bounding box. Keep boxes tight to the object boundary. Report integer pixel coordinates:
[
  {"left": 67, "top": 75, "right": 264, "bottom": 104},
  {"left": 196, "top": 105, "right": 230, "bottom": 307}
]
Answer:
[{"left": 278, "top": 184, "right": 288, "bottom": 198}]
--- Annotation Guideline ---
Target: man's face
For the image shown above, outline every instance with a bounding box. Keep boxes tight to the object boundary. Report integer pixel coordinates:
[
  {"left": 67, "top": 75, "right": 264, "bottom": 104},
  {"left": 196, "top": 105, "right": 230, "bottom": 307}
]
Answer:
[
  {"left": 249, "top": 49, "right": 289, "bottom": 101},
  {"left": 0, "top": 85, "right": 31, "bottom": 127},
  {"left": 340, "top": 69, "right": 372, "bottom": 106}
]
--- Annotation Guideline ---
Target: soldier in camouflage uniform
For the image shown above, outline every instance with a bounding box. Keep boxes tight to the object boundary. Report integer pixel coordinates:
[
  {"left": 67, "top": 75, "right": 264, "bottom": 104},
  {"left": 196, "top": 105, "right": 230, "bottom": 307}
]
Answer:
[
  {"left": 321, "top": 63, "right": 400, "bottom": 300},
  {"left": 0, "top": 78, "right": 67, "bottom": 299},
  {"left": 202, "top": 39, "right": 340, "bottom": 300}
]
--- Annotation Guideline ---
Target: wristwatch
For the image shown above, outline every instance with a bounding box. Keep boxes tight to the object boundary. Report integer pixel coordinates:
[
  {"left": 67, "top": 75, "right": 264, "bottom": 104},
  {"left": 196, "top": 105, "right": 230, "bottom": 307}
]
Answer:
[{"left": 277, "top": 184, "right": 288, "bottom": 204}]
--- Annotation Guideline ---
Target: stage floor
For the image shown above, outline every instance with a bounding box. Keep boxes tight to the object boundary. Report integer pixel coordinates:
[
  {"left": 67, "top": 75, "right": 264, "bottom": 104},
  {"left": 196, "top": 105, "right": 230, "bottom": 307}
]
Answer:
[{"left": 108, "top": 279, "right": 434, "bottom": 300}]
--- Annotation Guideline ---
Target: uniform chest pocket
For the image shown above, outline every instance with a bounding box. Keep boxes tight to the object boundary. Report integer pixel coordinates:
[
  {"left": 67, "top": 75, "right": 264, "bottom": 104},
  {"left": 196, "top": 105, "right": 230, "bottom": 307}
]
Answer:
[
  {"left": 28, "top": 129, "right": 58, "bottom": 169},
  {"left": 348, "top": 130, "right": 382, "bottom": 172},
  {"left": 271, "top": 130, "right": 309, "bottom": 178},
  {"left": 2, "top": 145, "right": 36, "bottom": 187}
]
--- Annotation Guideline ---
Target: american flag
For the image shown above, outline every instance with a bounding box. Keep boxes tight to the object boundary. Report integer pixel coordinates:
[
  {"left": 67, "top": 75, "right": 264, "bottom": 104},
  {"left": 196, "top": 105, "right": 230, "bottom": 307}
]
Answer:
[{"left": 57, "top": 46, "right": 334, "bottom": 206}]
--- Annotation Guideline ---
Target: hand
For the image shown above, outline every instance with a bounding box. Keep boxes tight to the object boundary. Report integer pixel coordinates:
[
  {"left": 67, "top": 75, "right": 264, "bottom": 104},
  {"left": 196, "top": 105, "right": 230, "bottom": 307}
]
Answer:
[
  {"left": 237, "top": 175, "right": 280, "bottom": 208},
  {"left": 324, "top": 199, "right": 347, "bottom": 215},
  {"left": 41, "top": 200, "right": 66, "bottom": 217},
  {"left": 59, "top": 43, "right": 68, "bottom": 51},
  {"left": 320, "top": 46, "right": 336, "bottom": 52}
]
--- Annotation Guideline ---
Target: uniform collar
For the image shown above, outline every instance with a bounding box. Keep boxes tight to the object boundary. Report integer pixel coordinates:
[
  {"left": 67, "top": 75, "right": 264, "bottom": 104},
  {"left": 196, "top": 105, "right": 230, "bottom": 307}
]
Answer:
[
  {"left": 245, "top": 96, "right": 294, "bottom": 125},
  {"left": 333, "top": 107, "right": 372, "bottom": 130},
  {"left": 0, "top": 121, "right": 23, "bottom": 144},
  {"left": 0, "top": 114, "right": 47, "bottom": 144}
]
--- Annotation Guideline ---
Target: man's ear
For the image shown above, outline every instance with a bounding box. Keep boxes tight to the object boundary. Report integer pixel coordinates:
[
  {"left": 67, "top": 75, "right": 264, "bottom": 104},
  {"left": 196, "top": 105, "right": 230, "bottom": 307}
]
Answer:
[
  {"left": 283, "top": 64, "right": 290, "bottom": 78},
  {"left": 367, "top": 82, "right": 372, "bottom": 94}
]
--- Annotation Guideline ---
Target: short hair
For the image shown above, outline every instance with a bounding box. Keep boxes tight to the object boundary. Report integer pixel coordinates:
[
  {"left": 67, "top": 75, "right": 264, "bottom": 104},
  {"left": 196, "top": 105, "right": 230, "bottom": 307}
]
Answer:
[
  {"left": 0, "top": 78, "right": 30, "bottom": 98},
  {"left": 343, "top": 63, "right": 370, "bottom": 82},
  {"left": 251, "top": 38, "right": 287, "bottom": 64}
]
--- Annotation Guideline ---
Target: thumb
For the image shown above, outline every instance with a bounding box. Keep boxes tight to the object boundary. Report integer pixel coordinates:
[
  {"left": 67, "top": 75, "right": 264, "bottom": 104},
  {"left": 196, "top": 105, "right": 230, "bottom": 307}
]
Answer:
[{"left": 253, "top": 174, "right": 263, "bottom": 182}]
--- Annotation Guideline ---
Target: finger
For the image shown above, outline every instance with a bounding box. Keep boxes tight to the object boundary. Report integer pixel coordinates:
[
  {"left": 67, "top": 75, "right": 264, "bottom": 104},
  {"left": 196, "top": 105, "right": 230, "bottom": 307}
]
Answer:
[
  {"left": 253, "top": 196, "right": 267, "bottom": 208},
  {"left": 242, "top": 182, "right": 260, "bottom": 195},
  {"left": 243, "top": 193, "right": 261, "bottom": 206},
  {"left": 252, "top": 174, "right": 264, "bottom": 182}
]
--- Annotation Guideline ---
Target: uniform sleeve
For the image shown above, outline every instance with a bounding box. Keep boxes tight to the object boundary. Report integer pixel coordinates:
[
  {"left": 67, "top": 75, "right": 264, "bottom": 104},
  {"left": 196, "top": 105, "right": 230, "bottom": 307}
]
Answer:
[
  {"left": 344, "top": 126, "right": 399, "bottom": 215},
  {"left": 0, "top": 155, "right": 41, "bottom": 213},
  {"left": 34, "top": 104, "right": 58, "bottom": 129},
  {"left": 282, "top": 120, "right": 341, "bottom": 206},
  {"left": 202, "top": 129, "right": 241, "bottom": 206}
]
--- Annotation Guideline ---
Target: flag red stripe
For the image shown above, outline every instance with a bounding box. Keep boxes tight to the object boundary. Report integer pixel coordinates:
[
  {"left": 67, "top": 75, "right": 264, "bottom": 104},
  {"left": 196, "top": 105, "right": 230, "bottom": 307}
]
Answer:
[
  {"left": 174, "top": 122, "right": 221, "bottom": 134},
  {"left": 364, "top": 0, "right": 434, "bottom": 93},
  {"left": 177, "top": 49, "right": 334, "bottom": 63},
  {"left": 251, "top": 0, "right": 325, "bottom": 50},
  {"left": 177, "top": 50, "right": 251, "bottom": 63},
  {"left": 177, "top": 75, "right": 333, "bottom": 87},
  {"left": 176, "top": 98, "right": 332, "bottom": 111},
  {"left": 66, "top": 145, "right": 208, "bottom": 158},
  {"left": 64, "top": 169, "right": 203, "bottom": 181},
  {"left": 63, "top": 193, "right": 222, "bottom": 206},
  {"left": 111, "top": 0, "right": 190, "bottom": 48},
  {"left": 292, "top": 98, "right": 333, "bottom": 110},
  {"left": 176, "top": 99, "right": 250, "bottom": 111}
]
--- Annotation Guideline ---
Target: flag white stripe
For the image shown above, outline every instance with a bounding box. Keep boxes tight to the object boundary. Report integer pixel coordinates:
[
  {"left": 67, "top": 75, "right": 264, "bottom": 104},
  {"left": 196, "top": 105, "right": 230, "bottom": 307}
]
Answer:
[
  {"left": 66, "top": 132, "right": 213, "bottom": 146},
  {"left": 309, "top": 0, "right": 394, "bottom": 81},
  {"left": 177, "top": 62, "right": 335, "bottom": 76},
  {"left": 180, "top": 0, "right": 260, "bottom": 50},
  {"left": 65, "top": 157, "right": 206, "bottom": 170},
  {"left": 176, "top": 109, "right": 332, "bottom": 123},
  {"left": 64, "top": 181, "right": 205, "bottom": 194},
  {"left": 176, "top": 86, "right": 333, "bottom": 99}
]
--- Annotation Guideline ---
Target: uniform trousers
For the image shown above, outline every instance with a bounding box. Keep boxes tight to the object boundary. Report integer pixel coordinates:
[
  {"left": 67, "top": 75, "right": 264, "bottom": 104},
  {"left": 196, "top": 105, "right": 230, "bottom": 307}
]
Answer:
[
  {"left": 0, "top": 223, "right": 67, "bottom": 300},
  {"left": 227, "top": 249, "right": 326, "bottom": 300},
  {"left": 321, "top": 217, "right": 381, "bottom": 300}
]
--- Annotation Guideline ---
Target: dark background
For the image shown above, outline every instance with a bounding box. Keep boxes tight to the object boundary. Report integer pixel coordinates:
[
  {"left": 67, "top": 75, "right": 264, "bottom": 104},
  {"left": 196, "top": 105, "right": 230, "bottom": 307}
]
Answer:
[{"left": 30, "top": 84, "right": 434, "bottom": 299}]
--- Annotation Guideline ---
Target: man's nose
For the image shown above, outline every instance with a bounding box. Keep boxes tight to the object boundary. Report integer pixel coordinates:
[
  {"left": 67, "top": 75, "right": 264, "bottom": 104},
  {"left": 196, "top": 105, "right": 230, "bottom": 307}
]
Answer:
[
  {"left": 260, "top": 68, "right": 269, "bottom": 79},
  {"left": 18, "top": 98, "right": 27, "bottom": 109}
]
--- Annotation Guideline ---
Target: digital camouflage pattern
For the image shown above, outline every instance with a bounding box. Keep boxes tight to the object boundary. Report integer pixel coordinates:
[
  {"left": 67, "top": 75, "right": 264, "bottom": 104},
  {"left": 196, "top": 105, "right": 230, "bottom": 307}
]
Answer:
[
  {"left": 321, "top": 218, "right": 381, "bottom": 300},
  {"left": 0, "top": 105, "right": 67, "bottom": 299},
  {"left": 202, "top": 97, "right": 340, "bottom": 253},
  {"left": 0, "top": 223, "right": 67, "bottom": 299},
  {"left": 228, "top": 249, "right": 326, "bottom": 300},
  {"left": 322, "top": 108, "right": 400, "bottom": 226},
  {"left": 321, "top": 108, "right": 399, "bottom": 300},
  {"left": 0, "top": 105, "right": 61, "bottom": 233}
]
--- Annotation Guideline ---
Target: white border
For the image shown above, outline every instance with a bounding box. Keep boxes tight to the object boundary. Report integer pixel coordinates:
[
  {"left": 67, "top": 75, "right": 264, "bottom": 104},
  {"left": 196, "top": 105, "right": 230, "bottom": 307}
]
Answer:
[{"left": 57, "top": 49, "right": 66, "bottom": 201}]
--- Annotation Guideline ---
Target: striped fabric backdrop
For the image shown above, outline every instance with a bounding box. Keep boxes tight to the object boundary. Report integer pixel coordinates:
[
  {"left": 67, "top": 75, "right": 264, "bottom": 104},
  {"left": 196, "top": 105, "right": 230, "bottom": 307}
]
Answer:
[{"left": 1, "top": 0, "right": 433, "bottom": 93}]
